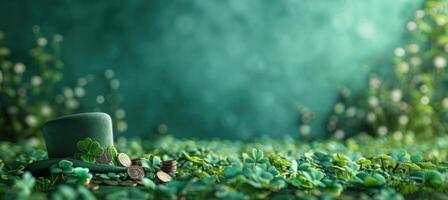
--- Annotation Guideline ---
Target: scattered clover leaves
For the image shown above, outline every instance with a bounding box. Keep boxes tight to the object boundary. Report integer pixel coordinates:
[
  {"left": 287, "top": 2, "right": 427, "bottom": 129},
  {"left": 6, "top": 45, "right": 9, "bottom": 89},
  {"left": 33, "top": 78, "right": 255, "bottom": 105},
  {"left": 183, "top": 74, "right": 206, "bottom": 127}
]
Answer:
[
  {"left": 49, "top": 160, "right": 93, "bottom": 186},
  {"left": 51, "top": 184, "right": 95, "bottom": 200},
  {"left": 1, "top": 134, "right": 448, "bottom": 199}
]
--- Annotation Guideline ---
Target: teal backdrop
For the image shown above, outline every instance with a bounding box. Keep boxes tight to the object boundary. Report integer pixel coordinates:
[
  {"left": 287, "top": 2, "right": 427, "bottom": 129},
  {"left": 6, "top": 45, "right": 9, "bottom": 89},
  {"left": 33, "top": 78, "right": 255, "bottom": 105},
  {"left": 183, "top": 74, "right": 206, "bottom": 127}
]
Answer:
[{"left": 0, "top": 0, "right": 422, "bottom": 139}]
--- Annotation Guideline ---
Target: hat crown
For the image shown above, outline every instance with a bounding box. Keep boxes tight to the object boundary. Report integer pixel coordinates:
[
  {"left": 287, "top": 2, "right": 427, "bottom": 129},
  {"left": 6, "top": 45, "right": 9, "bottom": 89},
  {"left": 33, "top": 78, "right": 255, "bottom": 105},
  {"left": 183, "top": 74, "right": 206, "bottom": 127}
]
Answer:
[{"left": 42, "top": 112, "right": 114, "bottom": 158}]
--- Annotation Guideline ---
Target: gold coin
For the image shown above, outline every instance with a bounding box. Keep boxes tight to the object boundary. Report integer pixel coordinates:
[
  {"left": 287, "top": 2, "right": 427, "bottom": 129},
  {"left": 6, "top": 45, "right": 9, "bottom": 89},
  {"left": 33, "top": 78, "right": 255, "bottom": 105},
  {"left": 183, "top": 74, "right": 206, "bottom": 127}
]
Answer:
[
  {"left": 156, "top": 171, "right": 172, "bottom": 183},
  {"left": 162, "top": 160, "right": 177, "bottom": 173},
  {"left": 117, "top": 153, "right": 132, "bottom": 167},
  {"left": 95, "top": 151, "right": 112, "bottom": 165},
  {"left": 103, "top": 180, "right": 119, "bottom": 186},
  {"left": 161, "top": 166, "right": 177, "bottom": 173},
  {"left": 131, "top": 158, "right": 144, "bottom": 165},
  {"left": 86, "top": 183, "right": 100, "bottom": 190},
  {"left": 162, "top": 160, "right": 177, "bottom": 164},
  {"left": 120, "top": 180, "right": 137, "bottom": 187},
  {"left": 92, "top": 179, "right": 103, "bottom": 185},
  {"left": 127, "top": 165, "right": 145, "bottom": 180}
]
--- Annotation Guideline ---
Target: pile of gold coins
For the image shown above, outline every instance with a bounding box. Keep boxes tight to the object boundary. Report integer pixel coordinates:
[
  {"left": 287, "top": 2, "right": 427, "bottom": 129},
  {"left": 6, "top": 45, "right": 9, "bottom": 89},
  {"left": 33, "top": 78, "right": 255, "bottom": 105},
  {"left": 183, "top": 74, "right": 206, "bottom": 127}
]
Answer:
[
  {"left": 161, "top": 160, "right": 177, "bottom": 173},
  {"left": 90, "top": 151, "right": 176, "bottom": 187}
]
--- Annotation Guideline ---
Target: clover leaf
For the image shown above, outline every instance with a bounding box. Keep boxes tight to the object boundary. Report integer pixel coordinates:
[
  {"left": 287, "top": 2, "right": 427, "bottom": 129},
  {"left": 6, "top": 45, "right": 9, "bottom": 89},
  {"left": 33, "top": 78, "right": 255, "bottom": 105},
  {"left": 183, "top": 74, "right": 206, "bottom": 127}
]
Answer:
[
  {"left": 410, "top": 155, "right": 423, "bottom": 163},
  {"left": 298, "top": 163, "right": 311, "bottom": 171},
  {"left": 182, "top": 151, "right": 202, "bottom": 163},
  {"left": 224, "top": 166, "right": 242, "bottom": 178},
  {"left": 108, "top": 146, "right": 119, "bottom": 165},
  {"left": 51, "top": 185, "right": 95, "bottom": 200},
  {"left": 50, "top": 160, "right": 74, "bottom": 174},
  {"left": 90, "top": 142, "right": 103, "bottom": 157},
  {"left": 310, "top": 170, "right": 324, "bottom": 181},
  {"left": 252, "top": 148, "right": 264, "bottom": 162},
  {"left": 106, "top": 172, "right": 121, "bottom": 179},
  {"left": 424, "top": 171, "right": 444, "bottom": 188},
  {"left": 333, "top": 153, "right": 350, "bottom": 166},
  {"left": 361, "top": 173, "right": 386, "bottom": 187},
  {"left": 152, "top": 156, "right": 162, "bottom": 168},
  {"left": 390, "top": 150, "right": 409, "bottom": 163},
  {"left": 142, "top": 178, "right": 156, "bottom": 190},
  {"left": 52, "top": 185, "right": 77, "bottom": 200},
  {"left": 59, "top": 160, "right": 73, "bottom": 169},
  {"left": 412, "top": 170, "right": 444, "bottom": 188},
  {"left": 50, "top": 166, "right": 63, "bottom": 174},
  {"left": 371, "top": 154, "right": 392, "bottom": 160},
  {"left": 80, "top": 155, "right": 95, "bottom": 163},
  {"left": 65, "top": 167, "right": 92, "bottom": 185},
  {"left": 4, "top": 172, "right": 36, "bottom": 199},
  {"left": 76, "top": 138, "right": 104, "bottom": 163},
  {"left": 77, "top": 138, "right": 92, "bottom": 153}
]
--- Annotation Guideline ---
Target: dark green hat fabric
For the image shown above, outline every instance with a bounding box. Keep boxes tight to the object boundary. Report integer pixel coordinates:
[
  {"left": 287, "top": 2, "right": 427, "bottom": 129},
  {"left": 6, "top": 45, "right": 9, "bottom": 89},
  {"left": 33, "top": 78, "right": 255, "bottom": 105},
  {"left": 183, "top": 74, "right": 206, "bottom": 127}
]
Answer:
[
  {"left": 43, "top": 112, "right": 114, "bottom": 158},
  {"left": 26, "top": 112, "right": 127, "bottom": 174}
]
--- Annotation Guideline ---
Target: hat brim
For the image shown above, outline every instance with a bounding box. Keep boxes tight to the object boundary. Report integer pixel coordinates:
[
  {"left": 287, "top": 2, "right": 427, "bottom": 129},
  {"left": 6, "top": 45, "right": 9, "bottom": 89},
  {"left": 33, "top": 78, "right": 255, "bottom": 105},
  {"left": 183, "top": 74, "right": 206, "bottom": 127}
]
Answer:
[{"left": 26, "top": 158, "right": 127, "bottom": 175}]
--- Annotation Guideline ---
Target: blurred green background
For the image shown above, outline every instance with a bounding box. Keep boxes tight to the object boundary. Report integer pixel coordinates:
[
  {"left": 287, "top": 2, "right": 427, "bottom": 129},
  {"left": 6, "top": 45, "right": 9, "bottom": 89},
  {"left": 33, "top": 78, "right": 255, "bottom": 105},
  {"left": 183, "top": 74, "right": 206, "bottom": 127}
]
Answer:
[{"left": 0, "top": 0, "right": 422, "bottom": 139}]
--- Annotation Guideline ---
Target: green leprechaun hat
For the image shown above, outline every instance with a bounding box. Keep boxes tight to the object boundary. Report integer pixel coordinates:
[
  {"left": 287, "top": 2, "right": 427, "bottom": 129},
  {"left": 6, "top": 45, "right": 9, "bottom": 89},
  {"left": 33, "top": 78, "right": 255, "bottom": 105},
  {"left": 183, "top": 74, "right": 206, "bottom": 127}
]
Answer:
[{"left": 26, "top": 112, "right": 127, "bottom": 174}]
